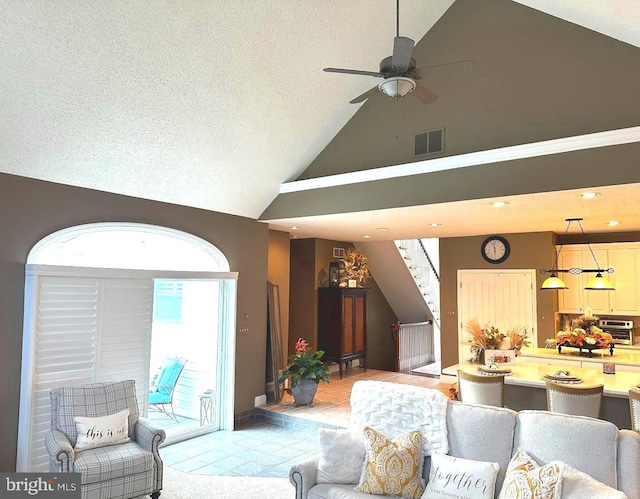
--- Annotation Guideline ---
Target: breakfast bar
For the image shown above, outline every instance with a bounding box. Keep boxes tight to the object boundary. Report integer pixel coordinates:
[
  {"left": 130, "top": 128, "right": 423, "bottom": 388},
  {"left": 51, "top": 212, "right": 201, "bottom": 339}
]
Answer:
[{"left": 443, "top": 347, "right": 640, "bottom": 429}]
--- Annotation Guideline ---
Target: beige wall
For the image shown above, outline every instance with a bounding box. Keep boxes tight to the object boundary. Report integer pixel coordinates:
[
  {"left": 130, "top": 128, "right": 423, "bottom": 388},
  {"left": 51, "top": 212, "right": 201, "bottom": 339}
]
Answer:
[
  {"left": 268, "top": 230, "right": 291, "bottom": 365},
  {"left": 0, "top": 172, "right": 269, "bottom": 471},
  {"left": 288, "top": 239, "right": 398, "bottom": 370},
  {"left": 439, "top": 232, "right": 558, "bottom": 368},
  {"left": 289, "top": 238, "right": 317, "bottom": 352}
]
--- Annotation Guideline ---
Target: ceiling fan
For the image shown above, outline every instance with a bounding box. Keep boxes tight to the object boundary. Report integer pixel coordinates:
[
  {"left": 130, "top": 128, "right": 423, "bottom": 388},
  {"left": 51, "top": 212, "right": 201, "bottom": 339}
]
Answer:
[{"left": 324, "top": 0, "right": 476, "bottom": 105}]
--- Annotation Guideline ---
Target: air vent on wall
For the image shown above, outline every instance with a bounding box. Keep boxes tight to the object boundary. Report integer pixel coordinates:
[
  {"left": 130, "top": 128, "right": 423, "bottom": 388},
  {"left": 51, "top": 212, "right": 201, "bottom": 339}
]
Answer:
[
  {"left": 333, "top": 247, "right": 345, "bottom": 258},
  {"left": 414, "top": 128, "right": 444, "bottom": 156}
]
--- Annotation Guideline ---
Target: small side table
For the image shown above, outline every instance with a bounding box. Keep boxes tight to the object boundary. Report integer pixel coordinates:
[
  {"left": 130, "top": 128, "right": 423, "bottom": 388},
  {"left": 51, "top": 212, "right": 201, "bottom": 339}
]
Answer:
[{"left": 199, "top": 390, "right": 215, "bottom": 426}]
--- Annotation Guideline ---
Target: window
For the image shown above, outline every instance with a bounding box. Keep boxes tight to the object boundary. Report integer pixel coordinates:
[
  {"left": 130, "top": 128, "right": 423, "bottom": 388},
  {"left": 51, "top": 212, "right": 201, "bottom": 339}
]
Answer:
[{"left": 153, "top": 280, "right": 184, "bottom": 324}]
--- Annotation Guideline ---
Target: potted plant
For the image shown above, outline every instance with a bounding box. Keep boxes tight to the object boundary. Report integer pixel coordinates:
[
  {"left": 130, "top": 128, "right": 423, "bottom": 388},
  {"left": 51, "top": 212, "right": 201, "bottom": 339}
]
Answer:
[{"left": 278, "top": 338, "right": 330, "bottom": 407}]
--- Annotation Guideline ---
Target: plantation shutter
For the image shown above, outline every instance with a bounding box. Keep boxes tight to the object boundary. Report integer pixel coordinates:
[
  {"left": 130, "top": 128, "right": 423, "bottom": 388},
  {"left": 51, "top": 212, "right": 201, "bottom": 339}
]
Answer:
[
  {"left": 96, "top": 278, "right": 154, "bottom": 412},
  {"left": 20, "top": 275, "right": 99, "bottom": 472},
  {"left": 18, "top": 272, "right": 153, "bottom": 472}
]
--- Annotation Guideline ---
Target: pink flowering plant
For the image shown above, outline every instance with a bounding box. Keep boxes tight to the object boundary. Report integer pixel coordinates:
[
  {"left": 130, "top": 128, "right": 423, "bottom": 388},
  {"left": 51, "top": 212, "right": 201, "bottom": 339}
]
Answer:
[{"left": 278, "top": 338, "right": 330, "bottom": 388}]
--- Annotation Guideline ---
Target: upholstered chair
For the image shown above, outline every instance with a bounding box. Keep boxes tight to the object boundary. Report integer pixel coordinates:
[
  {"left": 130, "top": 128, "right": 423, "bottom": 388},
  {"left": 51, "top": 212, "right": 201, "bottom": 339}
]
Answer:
[
  {"left": 45, "top": 379, "right": 166, "bottom": 499},
  {"left": 629, "top": 388, "right": 640, "bottom": 431},
  {"left": 457, "top": 369, "right": 505, "bottom": 407},
  {"left": 545, "top": 381, "right": 603, "bottom": 419}
]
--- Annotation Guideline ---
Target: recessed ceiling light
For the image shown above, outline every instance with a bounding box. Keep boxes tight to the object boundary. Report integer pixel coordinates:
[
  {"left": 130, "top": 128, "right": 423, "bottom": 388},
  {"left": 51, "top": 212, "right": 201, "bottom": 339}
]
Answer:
[
  {"left": 428, "top": 223, "right": 441, "bottom": 227},
  {"left": 376, "top": 227, "right": 389, "bottom": 231},
  {"left": 361, "top": 235, "right": 372, "bottom": 239},
  {"left": 289, "top": 226, "right": 301, "bottom": 230},
  {"left": 580, "top": 192, "right": 599, "bottom": 199},
  {"left": 492, "top": 201, "right": 508, "bottom": 207},
  {"left": 607, "top": 221, "right": 620, "bottom": 226}
]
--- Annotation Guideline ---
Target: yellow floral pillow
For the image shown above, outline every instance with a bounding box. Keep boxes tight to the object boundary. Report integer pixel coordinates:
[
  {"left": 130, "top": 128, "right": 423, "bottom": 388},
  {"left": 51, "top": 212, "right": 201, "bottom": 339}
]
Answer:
[
  {"left": 356, "top": 426, "right": 425, "bottom": 499},
  {"left": 497, "top": 449, "right": 565, "bottom": 499}
]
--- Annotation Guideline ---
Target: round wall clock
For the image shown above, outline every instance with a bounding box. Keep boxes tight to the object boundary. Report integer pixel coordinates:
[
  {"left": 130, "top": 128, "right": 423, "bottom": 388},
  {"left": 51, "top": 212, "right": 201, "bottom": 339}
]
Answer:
[{"left": 481, "top": 235, "right": 510, "bottom": 264}]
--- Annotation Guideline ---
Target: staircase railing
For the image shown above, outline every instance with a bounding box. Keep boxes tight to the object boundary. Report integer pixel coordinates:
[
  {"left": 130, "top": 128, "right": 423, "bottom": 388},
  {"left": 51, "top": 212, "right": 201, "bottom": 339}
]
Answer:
[
  {"left": 395, "top": 239, "right": 441, "bottom": 326},
  {"left": 390, "top": 321, "right": 434, "bottom": 372}
]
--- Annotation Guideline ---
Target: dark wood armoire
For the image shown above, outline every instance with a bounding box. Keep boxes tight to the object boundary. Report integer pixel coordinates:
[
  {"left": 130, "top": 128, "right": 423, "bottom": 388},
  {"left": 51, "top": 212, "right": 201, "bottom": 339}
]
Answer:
[{"left": 317, "top": 287, "right": 367, "bottom": 379}]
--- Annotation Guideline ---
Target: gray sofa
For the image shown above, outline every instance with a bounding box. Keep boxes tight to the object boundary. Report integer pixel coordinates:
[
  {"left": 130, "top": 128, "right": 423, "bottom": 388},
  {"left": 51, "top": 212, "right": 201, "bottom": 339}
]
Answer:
[{"left": 290, "top": 392, "right": 640, "bottom": 499}]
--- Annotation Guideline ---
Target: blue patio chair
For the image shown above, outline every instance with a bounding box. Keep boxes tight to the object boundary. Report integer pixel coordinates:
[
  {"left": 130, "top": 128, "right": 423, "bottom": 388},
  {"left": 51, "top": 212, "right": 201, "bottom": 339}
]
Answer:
[{"left": 148, "top": 356, "right": 187, "bottom": 422}]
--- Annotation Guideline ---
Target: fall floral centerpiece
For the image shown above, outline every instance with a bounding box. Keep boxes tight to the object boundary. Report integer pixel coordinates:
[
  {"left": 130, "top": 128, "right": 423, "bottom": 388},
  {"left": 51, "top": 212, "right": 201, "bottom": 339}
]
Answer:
[
  {"left": 546, "top": 314, "right": 613, "bottom": 351},
  {"left": 340, "top": 248, "right": 369, "bottom": 287},
  {"left": 464, "top": 319, "right": 530, "bottom": 363}
]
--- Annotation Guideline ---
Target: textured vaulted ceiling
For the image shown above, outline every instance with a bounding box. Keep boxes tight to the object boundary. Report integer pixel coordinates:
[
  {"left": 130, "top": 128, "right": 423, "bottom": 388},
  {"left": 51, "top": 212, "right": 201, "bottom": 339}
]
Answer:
[{"left": 2, "top": 0, "right": 640, "bottom": 241}]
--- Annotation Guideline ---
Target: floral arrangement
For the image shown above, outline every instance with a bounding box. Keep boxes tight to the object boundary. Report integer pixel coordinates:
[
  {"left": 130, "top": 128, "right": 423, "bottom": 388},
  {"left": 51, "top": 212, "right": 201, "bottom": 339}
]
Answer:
[
  {"left": 278, "top": 338, "right": 330, "bottom": 389},
  {"left": 465, "top": 319, "right": 530, "bottom": 362},
  {"left": 340, "top": 248, "right": 369, "bottom": 286},
  {"left": 546, "top": 314, "right": 613, "bottom": 349}
]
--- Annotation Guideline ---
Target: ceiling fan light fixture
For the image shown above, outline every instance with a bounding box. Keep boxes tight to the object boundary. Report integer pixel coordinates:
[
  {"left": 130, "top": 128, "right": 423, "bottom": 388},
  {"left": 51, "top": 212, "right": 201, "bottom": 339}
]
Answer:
[{"left": 378, "top": 76, "right": 416, "bottom": 100}]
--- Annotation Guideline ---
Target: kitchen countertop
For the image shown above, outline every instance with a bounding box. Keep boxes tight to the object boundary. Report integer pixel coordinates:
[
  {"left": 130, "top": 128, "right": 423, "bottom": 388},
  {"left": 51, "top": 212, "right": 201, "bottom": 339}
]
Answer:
[
  {"left": 519, "top": 346, "right": 640, "bottom": 365},
  {"left": 443, "top": 360, "right": 640, "bottom": 399}
]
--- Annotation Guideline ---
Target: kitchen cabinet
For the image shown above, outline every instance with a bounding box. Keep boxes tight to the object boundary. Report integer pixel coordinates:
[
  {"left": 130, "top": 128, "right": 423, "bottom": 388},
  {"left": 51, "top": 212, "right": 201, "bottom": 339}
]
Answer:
[
  {"left": 557, "top": 243, "right": 640, "bottom": 315},
  {"left": 608, "top": 247, "right": 640, "bottom": 315},
  {"left": 557, "top": 247, "right": 608, "bottom": 314},
  {"left": 317, "top": 287, "right": 367, "bottom": 379}
]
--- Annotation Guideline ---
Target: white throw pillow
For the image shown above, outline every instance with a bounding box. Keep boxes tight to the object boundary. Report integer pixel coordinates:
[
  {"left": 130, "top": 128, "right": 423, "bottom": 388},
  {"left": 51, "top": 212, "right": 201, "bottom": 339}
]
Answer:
[
  {"left": 562, "top": 465, "right": 627, "bottom": 499},
  {"left": 497, "top": 449, "right": 564, "bottom": 499},
  {"left": 422, "top": 453, "right": 500, "bottom": 499},
  {"left": 316, "top": 428, "right": 365, "bottom": 484},
  {"left": 74, "top": 409, "right": 131, "bottom": 451}
]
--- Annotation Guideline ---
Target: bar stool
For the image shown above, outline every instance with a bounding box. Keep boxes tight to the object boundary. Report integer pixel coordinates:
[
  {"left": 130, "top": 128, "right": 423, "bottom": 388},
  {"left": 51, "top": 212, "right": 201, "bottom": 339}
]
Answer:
[
  {"left": 545, "top": 381, "right": 603, "bottom": 419},
  {"left": 629, "top": 389, "right": 640, "bottom": 431},
  {"left": 457, "top": 369, "right": 505, "bottom": 407}
]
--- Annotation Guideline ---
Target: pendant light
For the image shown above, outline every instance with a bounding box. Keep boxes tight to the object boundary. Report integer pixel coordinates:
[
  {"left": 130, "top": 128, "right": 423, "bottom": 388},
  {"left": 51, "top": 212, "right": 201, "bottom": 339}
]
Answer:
[{"left": 540, "top": 218, "right": 614, "bottom": 290}]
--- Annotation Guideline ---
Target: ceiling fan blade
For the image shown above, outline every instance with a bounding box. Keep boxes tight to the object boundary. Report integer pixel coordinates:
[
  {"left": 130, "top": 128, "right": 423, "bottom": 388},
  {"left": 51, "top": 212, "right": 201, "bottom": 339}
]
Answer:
[
  {"left": 323, "top": 67, "right": 383, "bottom": 77},
  {"left": 410, "top": 82, "right": 439, "bottom": 106},
  {"left": 391, "top": 36, "right": 414, "bottom": 71},
  {"left": 413, "top": 60, "right": 477, "bottom": 79},
  {"left": 349, "top": 86, "right": 380, "bottom": 104}
]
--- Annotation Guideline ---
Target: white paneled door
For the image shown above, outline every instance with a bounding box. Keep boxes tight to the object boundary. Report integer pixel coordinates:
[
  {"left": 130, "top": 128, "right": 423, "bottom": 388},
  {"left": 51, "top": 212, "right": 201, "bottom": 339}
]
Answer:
[{"left": 457, "top": 270, "right": 537, "bottom": 363}]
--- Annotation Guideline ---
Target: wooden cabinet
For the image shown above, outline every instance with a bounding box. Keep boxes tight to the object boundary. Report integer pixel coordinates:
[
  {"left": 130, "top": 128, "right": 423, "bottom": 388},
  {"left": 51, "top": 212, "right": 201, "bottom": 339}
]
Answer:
[
  {"left": 557, "top": 243, "right": 640, "bottom": 315},
  {"left": 317, "top": 287, "right": 367, "bottom": 379}
]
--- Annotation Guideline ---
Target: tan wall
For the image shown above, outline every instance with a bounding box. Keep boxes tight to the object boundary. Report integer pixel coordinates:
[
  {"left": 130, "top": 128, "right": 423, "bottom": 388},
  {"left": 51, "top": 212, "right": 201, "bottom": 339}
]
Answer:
[
  {"left": 289, "top": 239, "right": 398, "bottom": 370},
  {"left": 439, "top": 232, "right": 557, "bottom": 368},
  {"left": 268, "top": 230, "right": 291, "bottom": 366},
  {"left": 0, "top": 172, "right": 269, "bottom": 471},
  {"left": 289, "top": 239, "right": 316, "bottom": 352},
  {"left": 313, "top": 240, "right": 398, "bottom": 371}
]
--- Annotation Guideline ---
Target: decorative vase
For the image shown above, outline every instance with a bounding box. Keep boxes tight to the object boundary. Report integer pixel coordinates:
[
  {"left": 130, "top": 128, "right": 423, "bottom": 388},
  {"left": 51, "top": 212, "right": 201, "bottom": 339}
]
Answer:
[{"left": 292, "top": 378, "right": 318, "bottom": 407}]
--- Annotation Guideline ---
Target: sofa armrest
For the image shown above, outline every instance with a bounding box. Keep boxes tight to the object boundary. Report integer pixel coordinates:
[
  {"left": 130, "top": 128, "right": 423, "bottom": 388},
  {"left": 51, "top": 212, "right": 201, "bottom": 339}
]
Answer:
[
  {"left": 44, "top": 430, "right": 74, "bottom": 472},
  {"left": 135, "top": 417, "right": 166, "bottom": 453},
  {"left": 289, "top": 455, "right": 320, "bottom": 499},
  {"left": 618, "top": 429, "right": 640, "bottom": 499}
]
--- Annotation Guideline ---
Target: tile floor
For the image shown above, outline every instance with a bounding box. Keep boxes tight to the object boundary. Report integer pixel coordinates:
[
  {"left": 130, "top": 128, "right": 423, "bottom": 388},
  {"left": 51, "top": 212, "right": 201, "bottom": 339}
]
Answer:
[{"left": 161, "top": 367, "right": 449, "bottom": 478}]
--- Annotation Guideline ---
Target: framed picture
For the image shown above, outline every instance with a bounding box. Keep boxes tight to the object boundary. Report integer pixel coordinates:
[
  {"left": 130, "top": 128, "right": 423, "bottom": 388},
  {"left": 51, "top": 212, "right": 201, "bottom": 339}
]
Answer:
[
  {"left": 329, "top": 262, "right": 340, "bottom": 287},
  {"left": 483, "top": 349, "right": 515, "bottom": 365}
]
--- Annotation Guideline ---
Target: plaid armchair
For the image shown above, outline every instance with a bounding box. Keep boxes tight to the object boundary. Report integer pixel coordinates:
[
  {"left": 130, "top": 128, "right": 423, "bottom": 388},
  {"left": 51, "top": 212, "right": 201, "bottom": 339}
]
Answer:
[{"left": 45, "top": 380, "right": 166, "bottom": 499}]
